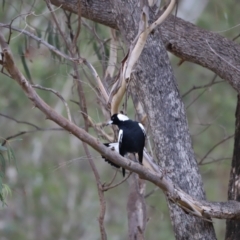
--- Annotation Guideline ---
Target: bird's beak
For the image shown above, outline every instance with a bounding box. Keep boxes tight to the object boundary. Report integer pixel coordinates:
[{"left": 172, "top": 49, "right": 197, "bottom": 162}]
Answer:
[{"left": 105, "top": 120, "right": 113, "bottom": 126}]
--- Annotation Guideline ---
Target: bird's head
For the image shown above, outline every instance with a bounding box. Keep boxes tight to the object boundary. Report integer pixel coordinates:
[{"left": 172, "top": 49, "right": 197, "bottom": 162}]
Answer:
[{"left": 106, "top": 113, "right": 129, "bottom": 126}]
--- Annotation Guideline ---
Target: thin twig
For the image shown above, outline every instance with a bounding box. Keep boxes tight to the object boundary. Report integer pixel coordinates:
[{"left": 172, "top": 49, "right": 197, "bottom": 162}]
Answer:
[
  {"left": 103, "top": 172, "right": 132, "bottom": 191},
  {"left": 45, "top": 0, "right": 70, "bottom": 51},
  {"left": 186, "top": 89, "right": 207, "bottom": 109},
  {"left": 82, "top": 59, "right": 109, "bottom": 103},
  {"left": 1, "top": 128, "right": 64, "bottom": 146},
  {"left": 182, "top": 79, "right": 223, "bottom": 98},
  {"left": 32, "top": 84, "right": 72, "bottom": 122},
  {"left": 144, "top": 187, "right": 159, "bottom": 198},
  {"left": 0, "top": 113, "right": 41, "bottom": 129},
  {"left": 103, "top": 169, "right": 118, "bottom": 187},
  {"left": 82, "top": 19, "right": 108, "bottom": 75},
  {"left": 87, "top": 117, "right": 114, "bottom": 142},
  {"left": 0, "top": 23, "right": 109, "bottom": 104},
  {"left": 199, "top": 157, "right": 231, "bottom": 166},
  {"left": 232, "top": 33, "right": 240, "bottom": 41},
  {"left": 72, "top": 0, "right": 82, "bottom": 49},
  {"left": 0, "top": 23, "right": 76, "bottom": 61},
  {"left": 198, "top": 135, "right": 234, "bottom": 164}
]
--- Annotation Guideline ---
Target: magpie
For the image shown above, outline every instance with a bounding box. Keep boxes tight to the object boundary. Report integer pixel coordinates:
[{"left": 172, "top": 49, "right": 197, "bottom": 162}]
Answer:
[{"left": 104, "top": 113, "right": 146, "bottom": 177}]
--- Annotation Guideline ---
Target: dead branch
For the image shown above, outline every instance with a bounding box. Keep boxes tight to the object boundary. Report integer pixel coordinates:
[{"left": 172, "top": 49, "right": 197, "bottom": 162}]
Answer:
[
  {"left": 0, "top": 23, "right": 76, "bottom": 61},
  {"left": 182, "top": 78, "right": 224, "bottom": 98},
  {"left": 1, "top": 128, "right": 64, "bottom": 146},
  {"left": 102, "top": 172, "right": 132, "bottom": 191},
  {"left": 198, "top": 134, "right": 234, "bottom": 164},
  {"left": 0, "top": 113, "right": 42, "bottom": 129},
  {"left": 32, "top": 84, "right": 72, "bottom": 122}
]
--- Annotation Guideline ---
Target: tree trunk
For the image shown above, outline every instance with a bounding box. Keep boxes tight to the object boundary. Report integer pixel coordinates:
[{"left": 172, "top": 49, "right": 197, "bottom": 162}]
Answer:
[
  {"left": 127, "top": 174, "right": 147, "bottom": 240},
  {"left": 112, "top": 1, "right": 216, "bottom": 239},
  {"left": 226, "top": 95, "right": 240, "bottom": 240}
]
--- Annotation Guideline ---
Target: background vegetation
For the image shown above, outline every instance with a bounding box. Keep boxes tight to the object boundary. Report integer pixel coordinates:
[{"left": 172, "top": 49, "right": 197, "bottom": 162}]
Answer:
[{"left": 0, "top": 0, "right": 240, "bottom": 239}]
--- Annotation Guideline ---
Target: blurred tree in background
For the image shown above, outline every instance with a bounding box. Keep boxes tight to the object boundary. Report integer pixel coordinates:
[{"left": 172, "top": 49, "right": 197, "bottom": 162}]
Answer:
[{"left": 0, "top": 0, "right": 240, "bottom": 239}]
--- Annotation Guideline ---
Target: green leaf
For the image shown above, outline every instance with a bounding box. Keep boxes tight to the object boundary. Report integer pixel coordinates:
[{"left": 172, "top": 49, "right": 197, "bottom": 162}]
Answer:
[
  {"left": 18, "top": 46, "right": 32, "bottom": 82},
  {"left": 0, "top": 175, "right": 2, "bottom": 192},
  {"left": 7, "top": 147, "right": 11, "bottom": 162},
  {"left": 53, "top": 34, "right": 62, "bottom": 62},
  {"left": 9, "top": 147, "right": 17, "bottom": 171},
  {"left": 24, "top": 34, "right": 28, "bottom": 51},
  {"left": 2, "top": 0, "right": 5, "bottom": 10},
  {"left": 93, "top": 42, "right": 102, "bottom": 61},
  {"left": 44, "top": 21, "right": 52, "bottom": 39},
  {"left": 0, "top": 146, "right": 7, "bottom": 152},
  {"left": 36, "top": 29, "right": 42, "bottom": 48},
  {"left": 47, "top": 30, "right": 53, "bottom": 46},
  {"left": 55, "top": 33, "right": 60, "bottom": 50},
  {"left": 0, "top": 153, "right": 6, "bottom": 172},
  {"left": 2, "top": 184, "right": 11, "bottom": 198},
  {"left": 104, "top": 42, "right": 110, "bottom": 59},
  {"left": 9, "top": 138, "right": 22, "bottom": 142}
]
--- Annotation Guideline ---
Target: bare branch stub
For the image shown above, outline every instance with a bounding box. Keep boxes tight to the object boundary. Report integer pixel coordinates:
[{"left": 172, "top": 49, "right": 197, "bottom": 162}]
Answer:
[{"left": 32, "top": 84, "right": 72, "bottom": 122}]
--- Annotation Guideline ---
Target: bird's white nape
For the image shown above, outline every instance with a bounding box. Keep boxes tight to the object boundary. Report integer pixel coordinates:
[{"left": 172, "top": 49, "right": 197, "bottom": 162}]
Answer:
[{"left": 117, "top": 114, "right": 129, "bottom": 121}]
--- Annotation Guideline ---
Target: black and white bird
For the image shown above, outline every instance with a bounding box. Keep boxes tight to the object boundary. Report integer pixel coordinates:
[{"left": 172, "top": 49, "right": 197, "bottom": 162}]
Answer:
[{"left": 103, "top": 113, "right": 146, "bottom": 177}]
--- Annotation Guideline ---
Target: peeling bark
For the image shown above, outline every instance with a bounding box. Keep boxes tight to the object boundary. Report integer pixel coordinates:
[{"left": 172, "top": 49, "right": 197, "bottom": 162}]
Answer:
[{"left": 226, "top": 95, "right": 240, "bottom": 240}]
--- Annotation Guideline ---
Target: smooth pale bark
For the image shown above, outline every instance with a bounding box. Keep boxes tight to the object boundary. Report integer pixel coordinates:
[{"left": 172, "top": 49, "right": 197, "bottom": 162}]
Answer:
[{"left": 226, "top": 95, "right": 240, "bottom": 240}]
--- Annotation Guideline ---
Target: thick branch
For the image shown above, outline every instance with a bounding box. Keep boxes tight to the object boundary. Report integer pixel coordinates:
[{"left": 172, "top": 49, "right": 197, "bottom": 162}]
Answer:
[
  {"left": 160, "top": 14, "right": 240, "bottom": 92},
  {"left": 50, "top": 0, "right": 240, "bottom": 92},
  {"left": 50, "top": 0, "right": 116, "bottom": 28},
  {"left": 226, "top": 95, "right": 240, "bottom": 239}
]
